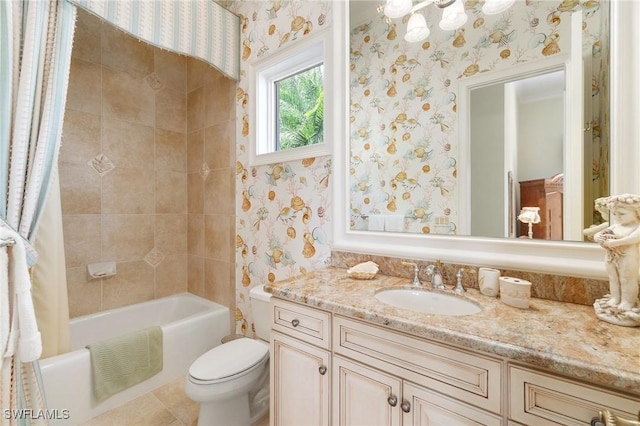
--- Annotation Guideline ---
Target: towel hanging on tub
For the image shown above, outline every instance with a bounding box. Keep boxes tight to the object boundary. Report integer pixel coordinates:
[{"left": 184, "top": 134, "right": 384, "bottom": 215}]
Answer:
[{"left": 87, "top": 326, "right": 163, "bottom": 402}]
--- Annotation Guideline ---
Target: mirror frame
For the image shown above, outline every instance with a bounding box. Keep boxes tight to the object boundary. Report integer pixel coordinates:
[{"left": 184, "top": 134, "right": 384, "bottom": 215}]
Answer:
[{"left": 332, "top": 1, "right": 640, "bottom": 280}]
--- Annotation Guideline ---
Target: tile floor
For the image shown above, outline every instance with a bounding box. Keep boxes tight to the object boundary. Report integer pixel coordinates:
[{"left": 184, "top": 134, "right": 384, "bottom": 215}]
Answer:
[{"left": 81, "top": 377, "right": 269, "bottom": 426}]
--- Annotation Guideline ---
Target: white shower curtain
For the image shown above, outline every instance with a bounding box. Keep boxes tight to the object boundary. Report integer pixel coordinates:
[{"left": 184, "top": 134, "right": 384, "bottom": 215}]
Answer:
[
  {"left": 0, "top": 0, "right": 75, "bottom": 423},
  {"left": 32, "top": 172, "right": 71, "bottom": 360}
]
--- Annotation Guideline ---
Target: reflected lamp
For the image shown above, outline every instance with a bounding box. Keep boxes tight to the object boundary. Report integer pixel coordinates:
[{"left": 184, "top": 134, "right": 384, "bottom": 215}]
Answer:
[{"left": 518, "top": 207, "right": 541, "bottom": 239}]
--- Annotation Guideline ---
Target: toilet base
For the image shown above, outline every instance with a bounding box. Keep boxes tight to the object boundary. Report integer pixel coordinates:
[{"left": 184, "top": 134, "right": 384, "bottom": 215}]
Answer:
[{"left": 197, "top": 393, "right": 250, "bottom": 426}]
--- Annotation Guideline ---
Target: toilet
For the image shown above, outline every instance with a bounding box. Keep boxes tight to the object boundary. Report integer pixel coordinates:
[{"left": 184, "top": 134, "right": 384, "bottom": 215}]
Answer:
[{"left": 185, "top": 285, "right": 272, "bottom": 426}]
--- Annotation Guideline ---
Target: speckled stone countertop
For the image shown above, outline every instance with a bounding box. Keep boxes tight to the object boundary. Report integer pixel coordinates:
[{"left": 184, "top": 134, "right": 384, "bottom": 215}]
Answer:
[{"left": 265, "top": 267, "right": 640, "bottom": 395}]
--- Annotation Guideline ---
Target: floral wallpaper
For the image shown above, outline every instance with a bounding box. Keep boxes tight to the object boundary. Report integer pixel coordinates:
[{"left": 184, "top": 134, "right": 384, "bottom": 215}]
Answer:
[
  {"left": 228, "top": 0, "right": 608, "bottom": 335},
  {"left": 231, "top": 1, "right": 333, "bottom": 335},
  {"left": 349, "top": 0, "right": 608, "bottom": 234}
]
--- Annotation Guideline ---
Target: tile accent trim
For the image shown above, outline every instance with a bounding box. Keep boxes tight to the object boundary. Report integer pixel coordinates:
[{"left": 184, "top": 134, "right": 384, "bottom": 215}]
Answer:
[{"left": 88, "top": 154, "right": 114, "bottom": 176}]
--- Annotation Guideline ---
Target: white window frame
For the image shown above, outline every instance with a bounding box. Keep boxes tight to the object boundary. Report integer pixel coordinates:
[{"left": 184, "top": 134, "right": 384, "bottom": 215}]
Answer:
[{"left": 248, "top": 29, "right": 334, "bottom": 166}]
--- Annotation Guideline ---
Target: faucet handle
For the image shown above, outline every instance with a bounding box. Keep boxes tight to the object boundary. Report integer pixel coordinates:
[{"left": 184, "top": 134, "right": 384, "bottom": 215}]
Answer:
[
  {"left": 453, "top": 268, "right": 467, "bottom": 294},
  {"left": 401, "top": 261, "right": 422, "bottom": 286}
]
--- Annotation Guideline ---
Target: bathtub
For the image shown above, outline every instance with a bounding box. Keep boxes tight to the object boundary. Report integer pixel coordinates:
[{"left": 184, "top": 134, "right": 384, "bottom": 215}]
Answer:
[{"left": 39, "top": 293, "right": 230, "bottom": 425}]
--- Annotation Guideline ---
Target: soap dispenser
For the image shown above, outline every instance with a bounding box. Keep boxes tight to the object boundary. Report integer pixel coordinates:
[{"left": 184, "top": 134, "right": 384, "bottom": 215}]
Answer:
[{"left": 432, "top": 269, "right": 444, "bottom": 288}]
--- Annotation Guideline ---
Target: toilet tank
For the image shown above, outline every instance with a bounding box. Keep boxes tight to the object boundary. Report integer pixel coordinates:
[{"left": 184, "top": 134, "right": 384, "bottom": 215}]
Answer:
[{"left": 249, "top": 285, "right": 272, "bottom": 341}]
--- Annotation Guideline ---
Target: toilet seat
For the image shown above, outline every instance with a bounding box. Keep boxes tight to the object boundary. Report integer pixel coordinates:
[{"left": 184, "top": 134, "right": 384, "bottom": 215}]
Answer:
[{"left": 188, "top": 338, "right": 269, "bottom": 385}]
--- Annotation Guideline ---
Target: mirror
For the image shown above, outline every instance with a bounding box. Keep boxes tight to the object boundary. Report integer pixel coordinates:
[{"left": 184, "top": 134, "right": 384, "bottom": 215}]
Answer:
[
  {"left": 348, "top": 0, "right": 607, "bottom": 242},
  {"left": 332, "top": 0, "right": 640, "bottom": 279}
]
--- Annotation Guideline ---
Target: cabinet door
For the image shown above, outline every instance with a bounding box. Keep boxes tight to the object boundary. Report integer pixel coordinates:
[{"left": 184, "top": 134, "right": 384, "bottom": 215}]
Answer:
[
  {"left": 403, "top": 381, "right": 502, "bottom": 426},
  {"left": 271, "top": 332, "right": 330, "bottom": 426},
  {"left": 333, "top": 315, "right": 503, "bottom": 415},
  {"left": 332, "top": 355, "right": 402, "bottom": 426}
]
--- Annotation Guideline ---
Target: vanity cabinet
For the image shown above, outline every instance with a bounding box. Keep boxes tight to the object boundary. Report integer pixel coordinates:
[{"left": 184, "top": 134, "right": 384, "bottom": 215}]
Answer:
[
  {"left": 333, "top": 355, "right": 502, "bottom": 425},
  {"left": 332, "top": 315, "right": 503, "bottom": 426},
  {"left": 270, "top": 299, "right": 331, "bottom": 426},
  {"left": 508, "top": 365, "right": 639, "bottom": 426},
  {"left": 270, "top": 297, "right": 639, "bottom": 426}
]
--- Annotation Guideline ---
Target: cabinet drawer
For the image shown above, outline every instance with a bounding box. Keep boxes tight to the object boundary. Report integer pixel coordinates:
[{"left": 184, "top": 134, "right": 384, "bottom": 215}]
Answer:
[
  {"left": 509, "top": 365, "right": 640, "bottom": 426},
  {"left": 333, "top": 315, "right": 503, "bottom": 414},
  {"left": 272, "top": 299, "right": 331, "bottom": 349}
]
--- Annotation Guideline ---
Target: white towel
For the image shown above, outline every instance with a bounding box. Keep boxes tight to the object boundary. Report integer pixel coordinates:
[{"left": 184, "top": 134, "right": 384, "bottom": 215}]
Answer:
[
  {"left": 0, "top": 226, "right": 42, "bottom": 363},
  {"left": 0, "top": 247, "right": 8, "bottom": 364},
  {"left": 368, "top": 215, "right": 385, "bottom": 231},
  {"left": 384, "top": 215, "right": 405, "bottom": 232}
]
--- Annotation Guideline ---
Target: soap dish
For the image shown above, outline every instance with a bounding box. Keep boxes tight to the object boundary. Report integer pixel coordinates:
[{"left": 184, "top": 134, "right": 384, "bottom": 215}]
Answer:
[{"left": 347, "top": 261, "right": 379, "bottom": 280}]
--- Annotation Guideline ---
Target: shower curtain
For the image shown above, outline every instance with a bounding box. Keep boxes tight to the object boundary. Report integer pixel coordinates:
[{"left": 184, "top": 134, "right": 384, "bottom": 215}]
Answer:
[
  {"left": 0, "top": 0, "right": 76, "bottom": 422},
  {"left": 32, "top": 172, "right": 71, "bottom": 359},
  {"left": 0, "top": 0, "right": 239, "bottom": 420}
]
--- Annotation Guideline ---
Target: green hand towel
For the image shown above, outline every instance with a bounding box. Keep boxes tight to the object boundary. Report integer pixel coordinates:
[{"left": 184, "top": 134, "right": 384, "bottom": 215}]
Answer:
[{"left": 87, "top": 326, "right": 163, "bottom": 402}]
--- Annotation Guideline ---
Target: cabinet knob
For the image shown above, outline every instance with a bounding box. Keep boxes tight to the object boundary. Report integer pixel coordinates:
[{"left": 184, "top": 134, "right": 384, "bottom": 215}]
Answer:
[
  {"left": 318, "top": 365, "right": 327, "bottom": 375},
  {"left": 387, "top": 395, "right": 398, "bottom": 407},
  {"left": 400, "top": 401, "right": 411, "bottom": 413},
  {"left": 291, "top": 319, "right": 300, "bottom": 327}
]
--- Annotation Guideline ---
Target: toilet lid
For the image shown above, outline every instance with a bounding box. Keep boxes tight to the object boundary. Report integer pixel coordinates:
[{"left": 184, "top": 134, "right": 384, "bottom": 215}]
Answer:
[{"left": 189, "top": 338, "right": 269, "bottom": 382}]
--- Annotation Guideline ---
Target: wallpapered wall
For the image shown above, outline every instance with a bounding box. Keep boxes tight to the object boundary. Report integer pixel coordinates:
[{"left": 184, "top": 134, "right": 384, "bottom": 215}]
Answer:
[
  {"left": 230, "top": 0, "right": 608, "bottom": 335},
  {"left": 232, "top": 1, "right": 333, "bottom": 334},
  {"left": 349, "top": 0, "right": 607, "bottom": 234}
]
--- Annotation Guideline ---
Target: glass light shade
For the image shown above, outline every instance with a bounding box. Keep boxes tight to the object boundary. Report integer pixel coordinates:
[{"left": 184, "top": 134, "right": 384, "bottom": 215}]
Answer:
[
  {"left": 404, "top": 13, "right": 430, "bottom": 43},
  {"left": 481, "top": 0, "right": 516, "bottom": 15},
  {"left": 518, "top": 207, "right": 541, "bottom": 224},
  {"left": 384, "top": 0, "right": 413, "bottom": 19},
  {"left": 439, "top": 0, "right": 468, "bottom": 31}
]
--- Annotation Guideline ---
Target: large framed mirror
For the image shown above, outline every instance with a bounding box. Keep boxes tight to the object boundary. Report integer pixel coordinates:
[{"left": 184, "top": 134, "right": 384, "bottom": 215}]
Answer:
[{"left": 332, "top": 0, "right": 640, "bottom": 279}]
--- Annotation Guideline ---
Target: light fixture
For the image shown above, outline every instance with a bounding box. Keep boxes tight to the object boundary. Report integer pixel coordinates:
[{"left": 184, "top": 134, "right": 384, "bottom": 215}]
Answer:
[
  {"left": 405, "top": 13, "right": 430, "bottom": 42},
  {"left": 384, "top": 0, "right": 413, "bottom": 19},
  {"left": 439, "top": 0, "right": 467, "bottom": 31},
  {"left": 482, "top": 0, "right": 517, "bottom": 15},
  {"left": 517, "top": 207, "right": 541, "bottom": 239},
  {"left": 383, "top": 0, "right": 515, "bottom": 43}
]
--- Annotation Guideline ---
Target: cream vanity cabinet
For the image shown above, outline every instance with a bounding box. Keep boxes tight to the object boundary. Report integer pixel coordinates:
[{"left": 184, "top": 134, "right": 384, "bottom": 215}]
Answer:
[
  {"left": 270, "top": 299, "right": 332, "bottom": 426},
  {"left": 332, "top": 315, "right": 503, "bottom": 426},
  {"left": 270, "top": 298, "right": 639, "bottom": 426}
]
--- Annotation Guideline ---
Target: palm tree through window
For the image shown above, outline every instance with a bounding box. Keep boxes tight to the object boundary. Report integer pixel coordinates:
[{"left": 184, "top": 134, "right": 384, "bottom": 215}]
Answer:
[{"left": 275, "top": 64, "right": 324, "bottom": 151}]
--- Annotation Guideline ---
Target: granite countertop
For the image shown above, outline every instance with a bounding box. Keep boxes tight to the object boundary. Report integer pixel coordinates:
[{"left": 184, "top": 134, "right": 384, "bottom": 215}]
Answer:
[{"left": 265, "top": 267, "right": 640, "bottom": 395}]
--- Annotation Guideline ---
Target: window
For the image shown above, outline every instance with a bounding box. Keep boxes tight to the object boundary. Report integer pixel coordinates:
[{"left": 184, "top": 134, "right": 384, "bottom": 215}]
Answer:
[
  {"left": 249, "top": 30, "right": 332, "bottom": 166},
  {"left": 276, "top": 64, "right": 324, "bottom": 151}
]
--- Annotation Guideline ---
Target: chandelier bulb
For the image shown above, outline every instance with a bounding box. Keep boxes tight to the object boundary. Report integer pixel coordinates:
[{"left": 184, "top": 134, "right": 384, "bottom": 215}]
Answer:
[{"left": 404, "top": 13, "right": 431, "bottom": 43}]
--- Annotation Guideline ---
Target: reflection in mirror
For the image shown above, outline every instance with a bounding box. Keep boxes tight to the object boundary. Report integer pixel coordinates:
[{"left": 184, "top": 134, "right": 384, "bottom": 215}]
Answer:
[
  {"left": 468, "top": 69, "right": 565, "bottom": 240},
  {"left": 348, "top": 0, "right": 609, "bottom": 243}
]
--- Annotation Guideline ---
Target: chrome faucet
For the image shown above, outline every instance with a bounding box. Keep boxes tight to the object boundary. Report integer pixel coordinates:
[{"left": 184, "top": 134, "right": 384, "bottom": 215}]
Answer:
[
  {"left": 401, "top": 262, "right": 423, "bottom": 286},
  {"left": 425, "top": 260, "right": 445, "bottom": 290}
]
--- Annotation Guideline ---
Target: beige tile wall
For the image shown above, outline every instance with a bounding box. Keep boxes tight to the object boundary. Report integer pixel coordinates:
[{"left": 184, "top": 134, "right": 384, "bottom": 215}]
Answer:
[
  {"left": 184, "top": 56, "right": 237, "bottom": 331},
  {"left": 61, "top": 10, "right": 236, "bottom": 328}
]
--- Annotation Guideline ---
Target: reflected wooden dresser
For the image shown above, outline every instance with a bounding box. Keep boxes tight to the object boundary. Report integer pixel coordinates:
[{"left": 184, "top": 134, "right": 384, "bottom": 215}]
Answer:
[{"left": 519, "top": 174, "right": 563, "bottom": 240}]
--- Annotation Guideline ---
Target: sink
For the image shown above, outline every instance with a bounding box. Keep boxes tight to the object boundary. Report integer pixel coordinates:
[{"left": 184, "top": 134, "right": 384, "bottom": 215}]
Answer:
[{"left": 374, "top": 288, "right": 482, "bottom": 316}]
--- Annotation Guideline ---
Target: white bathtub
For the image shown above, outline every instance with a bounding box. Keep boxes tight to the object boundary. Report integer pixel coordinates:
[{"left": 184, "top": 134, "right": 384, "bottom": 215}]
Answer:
[{"left": 39, "top": 293, "right": 230, "bottom": 425}]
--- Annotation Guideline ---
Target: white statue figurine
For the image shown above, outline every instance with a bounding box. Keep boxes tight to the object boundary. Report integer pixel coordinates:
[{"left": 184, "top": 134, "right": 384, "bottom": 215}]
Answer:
[
  {"left": 593, "top": 194, "right": 640, "bottom": 327},
  {"left": 583, "top": 197, "right": 609, "bottom": 241}
]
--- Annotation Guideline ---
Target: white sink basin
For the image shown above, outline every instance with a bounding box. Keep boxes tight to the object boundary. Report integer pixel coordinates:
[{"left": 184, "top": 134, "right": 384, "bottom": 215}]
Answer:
[{"left": 374, "top": 288, "right": 481, "bottom": 316}]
